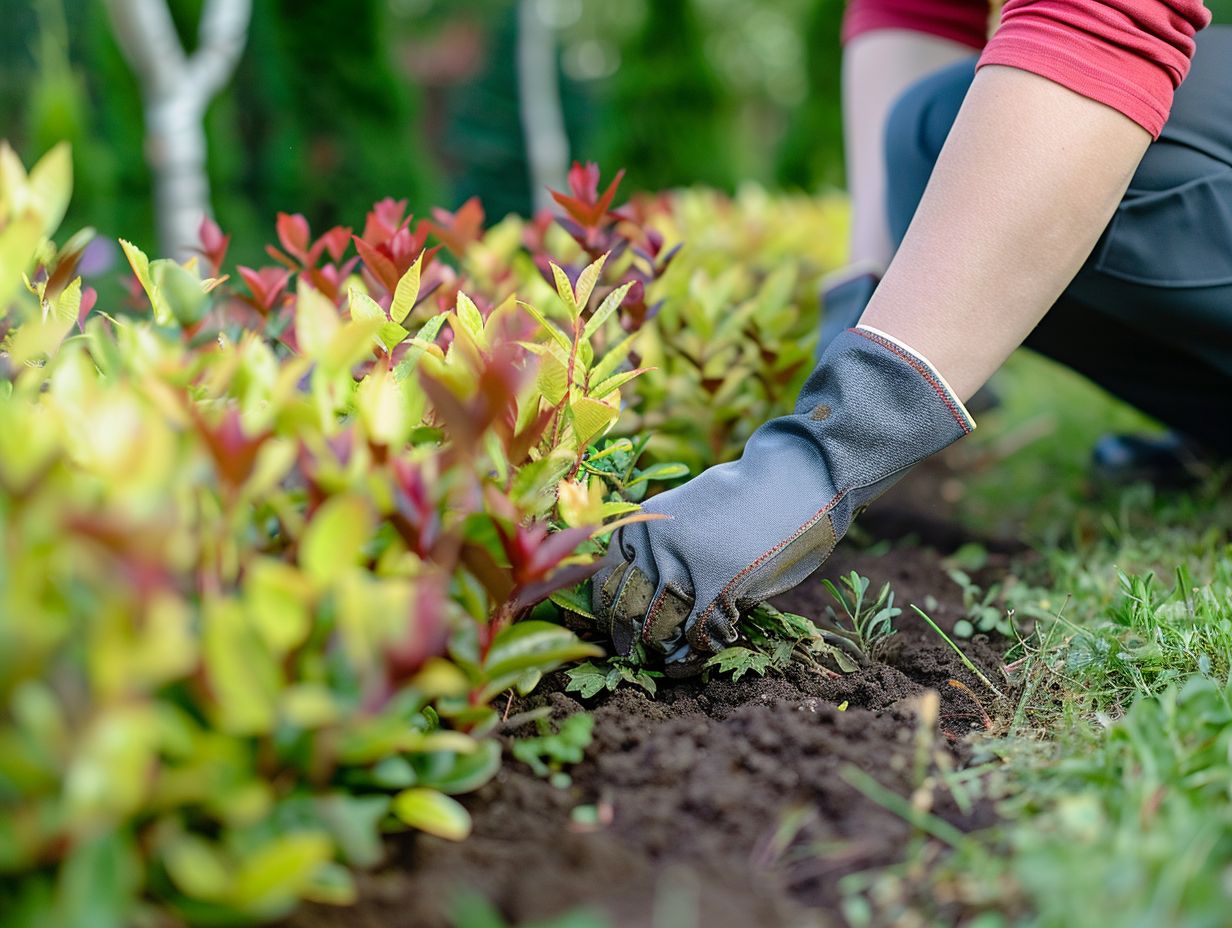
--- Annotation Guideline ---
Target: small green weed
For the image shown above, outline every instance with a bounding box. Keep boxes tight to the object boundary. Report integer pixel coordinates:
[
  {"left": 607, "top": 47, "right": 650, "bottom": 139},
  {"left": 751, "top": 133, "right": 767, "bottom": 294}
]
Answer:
[
  {"left": 565, "top": 654, "right": 664, "bottom": 698},
  {"left": 510, "top": 714, "right": 595, "bottom": 788},
  {"left": 821, "top": 571, "right": 901, "bottom": 661}
]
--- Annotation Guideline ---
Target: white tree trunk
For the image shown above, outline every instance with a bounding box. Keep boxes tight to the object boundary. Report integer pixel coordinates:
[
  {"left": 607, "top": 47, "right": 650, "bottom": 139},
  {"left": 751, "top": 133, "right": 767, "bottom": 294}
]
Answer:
[
  {"left": 517, "top": 0, "right": 569, "bottom": 211},
  {"left": 103, "top": 0, "right": 251, "bottom": 259}
]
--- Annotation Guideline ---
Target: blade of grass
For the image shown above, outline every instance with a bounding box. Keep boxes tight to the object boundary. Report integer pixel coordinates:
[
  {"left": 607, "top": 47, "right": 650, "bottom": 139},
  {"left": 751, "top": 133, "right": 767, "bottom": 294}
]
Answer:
[{"left": 911, "top": 604, "right": 1005, "bottom": 700}]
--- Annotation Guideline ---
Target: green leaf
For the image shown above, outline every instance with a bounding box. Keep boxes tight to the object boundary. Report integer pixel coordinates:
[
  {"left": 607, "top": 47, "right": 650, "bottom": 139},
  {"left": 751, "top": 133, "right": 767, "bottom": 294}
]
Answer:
[
  {"left": 537, "top": 349, "right": 570, "bottom": 405},
  {"left": 391, "top": 788, "right": 472, "bottom": 841},
  {"left": 549, "top": 585, "right": 596, "bottom": 620},
  {"left": 299, "top": 495, "right": 372, "bottom": 586},
  {"left": 582, "top": 280, "right": 631, "bottom": 339},
  {"left": 317, "top": 794, "right": 390, "bottom": 869},
  {"left": 389, "top": 250, "right": 424, "bottom": 324},
  {"left": 350, "top": 288, "right": 407, "bottom": 351},
  {"left": 704, "top": 647, "right": 772, "bottom": 682},
  {"left": 394, "top": 312, "right": 448, "bottom": 380},
  {"left": 163, "top": 834, "right": 230, "bottom": 902},
  {"left": 564, "top": 662, "right": 610, "bottom": 699},
  {"left": 627, "top": 462, "right": 691, "bottom": 487},
  {"left": 479, "top": 621, "right": 603, "bottom": 702},
  {"left": 151, "top": 259, "right": 209, "bottom": 327},
  {"left": 413, "top": 738, "right": 502, "bottom": 795},
  {"left": 0, "top": 214, "right": 41, "bottom": 314},
  {"left": 27, "top": 141, "right": 72, "bottom": 237},
  {"left": 203, "top": 599, "right": 280, "bottom": 735},
  {"left": 57, "top": 831, "right": 141, "bottom": 928}
]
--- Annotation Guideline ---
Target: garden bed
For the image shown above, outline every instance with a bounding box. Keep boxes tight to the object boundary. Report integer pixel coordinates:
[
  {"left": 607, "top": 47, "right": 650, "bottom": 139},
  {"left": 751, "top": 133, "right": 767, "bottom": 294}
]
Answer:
[{"left": 286, "top": 474, "right": 1016, "bottom": 928}]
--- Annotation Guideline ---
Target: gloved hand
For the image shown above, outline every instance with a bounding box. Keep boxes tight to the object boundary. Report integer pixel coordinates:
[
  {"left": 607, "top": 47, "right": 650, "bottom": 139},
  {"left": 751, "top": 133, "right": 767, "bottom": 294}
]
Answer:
[{"left": 592, "top": 325, "right": 975, "bottom": 675}]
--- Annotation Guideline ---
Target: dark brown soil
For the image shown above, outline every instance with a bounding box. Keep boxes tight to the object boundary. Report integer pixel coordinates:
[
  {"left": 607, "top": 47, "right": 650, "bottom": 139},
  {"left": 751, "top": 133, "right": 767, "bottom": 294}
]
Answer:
[{"left": 286, "top": 471, "right": 1021, "bottom": 928}]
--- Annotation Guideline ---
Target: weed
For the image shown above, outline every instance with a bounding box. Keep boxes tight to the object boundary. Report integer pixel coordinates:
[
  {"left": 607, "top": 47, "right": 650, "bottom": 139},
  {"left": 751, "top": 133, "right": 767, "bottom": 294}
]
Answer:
[
  {"left": 821, "top": 571, "right": 901, "bottom": 661},
  {"left": 565, "top": 653, "right": 664, "bottom": 698},
  {"left": 510, "top": 714, "right": 595, "bottom": 788}
]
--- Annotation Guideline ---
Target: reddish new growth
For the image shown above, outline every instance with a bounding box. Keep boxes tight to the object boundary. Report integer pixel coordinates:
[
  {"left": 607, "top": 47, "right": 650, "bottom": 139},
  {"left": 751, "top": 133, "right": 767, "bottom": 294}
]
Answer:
[{"left": 353, "top": 198, "right": 438, "bottom": 296}]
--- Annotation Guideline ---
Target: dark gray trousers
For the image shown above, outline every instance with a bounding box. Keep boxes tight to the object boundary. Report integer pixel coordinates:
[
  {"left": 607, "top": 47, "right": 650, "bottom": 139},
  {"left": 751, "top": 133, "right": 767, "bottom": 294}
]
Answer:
[{"left": 884, "top": 27, "right": 1232, "bottom": 455}]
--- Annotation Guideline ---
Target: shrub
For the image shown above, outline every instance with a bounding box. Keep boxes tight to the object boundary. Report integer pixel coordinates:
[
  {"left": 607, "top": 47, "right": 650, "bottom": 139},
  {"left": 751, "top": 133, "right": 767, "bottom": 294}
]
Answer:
[{"left": 0, "top": 147, "right": 848, "bottom": 927}]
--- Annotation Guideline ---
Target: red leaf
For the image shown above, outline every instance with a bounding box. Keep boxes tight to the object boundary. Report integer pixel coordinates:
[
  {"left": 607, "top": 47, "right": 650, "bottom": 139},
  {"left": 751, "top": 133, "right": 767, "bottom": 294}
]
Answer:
[
  {"left": 353, "top": 235, "right": 400, "bottom": 293},
  {"left": 237, "top": 266, "right": 291, "bottom": 314},
  {"left": 426, "top": 197, "right": 485, "bottom": 256},
  {"left": 276, "top": 213, "right": 311, "bottom": 263},
  {"left": 189, "top": 405, "right": 270, "bottom": 491},
  {"left": 524, "top": 524, "right": 594, "bottom": 581},
  {"left": 77, "top": 286, "right": 97, "bottom": 332},
  {"left": 198, "top": 216, "right": 230, "bottom": 272},
  {"left": 568, "top": 161, "right": 600, "bottom": 202},
  {"left": 592, "top": 168, "right": 626, "bottom": 223},
  {"left": 508, "top": 560, "right": 601, "bottom": 614},
  {"left": 310, "top": 225, "right": 352, "bottom": 264}
]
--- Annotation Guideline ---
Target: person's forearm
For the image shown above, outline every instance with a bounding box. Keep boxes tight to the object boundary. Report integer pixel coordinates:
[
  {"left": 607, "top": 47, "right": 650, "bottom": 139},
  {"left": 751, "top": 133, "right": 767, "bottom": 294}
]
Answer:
[
  {"left": 843, "top": 30, "right": 976, "bottom": 269},
  {"left": 859, "top": 65, "right": 1151, "bottom": 401}
]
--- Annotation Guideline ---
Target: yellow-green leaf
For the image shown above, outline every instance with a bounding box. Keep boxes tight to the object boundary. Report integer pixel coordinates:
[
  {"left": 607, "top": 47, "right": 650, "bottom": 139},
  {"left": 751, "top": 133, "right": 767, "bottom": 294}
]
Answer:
[
  {"left": 0, "top": 213, "right": 41, "bottom": 312},
  {"left": 228, "top": 833, "right": 333, "bottom": 914},
  {"left": 455, "top": 291, "right": 484, "bottom": 339},
  {"left": 389, "top": 251, "right": 424, "bottom": 324},
  {"left": 574, "top": 252, "right": 608, "bottom": 310},
  {"left": 518, "top": 300, "right": 572, "bottom": 353},
  {"left": 582, "top": 279, "right": 631, "bottom": 340},
  {"left": 27, "top": 142, "right": 72, "bottom": 236},
  {"left": 550, "top": 261, "right": 576, "bottom": 317},
  {"left": 300, "top": 494, "right": 372, "bottom": 586},
  {"left": 295, "top": 280, "right": 341, "bottom": 360},
  {"left": 570, "top": 395, "right": 619, "bottom": 447},
  {"left": 119, "top": 238, "right": 172, "bottom": 324},
  {"left": 391, "top": 788, "right": 472, "bottom": 841},
  {"left": 591, "top": 329, "right": 641, "bottom": 384},
  {"left": 537, "top": 349, "right": 569, "bottom": 405}
]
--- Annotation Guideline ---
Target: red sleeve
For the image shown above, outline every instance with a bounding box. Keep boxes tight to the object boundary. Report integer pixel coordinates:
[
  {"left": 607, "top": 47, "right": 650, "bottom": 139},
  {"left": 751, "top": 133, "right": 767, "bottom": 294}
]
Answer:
[
  {"left": 842, "top": 0, "right": 991, "bottom": 50},
  {"left": 978, "top": 0, "right": 1211, "bottom": 136}
]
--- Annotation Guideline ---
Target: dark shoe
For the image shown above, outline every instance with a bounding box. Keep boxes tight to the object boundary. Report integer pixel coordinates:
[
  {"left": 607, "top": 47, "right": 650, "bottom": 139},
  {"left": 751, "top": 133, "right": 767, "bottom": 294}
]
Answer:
[{"left": 1091, "top": 431, "right": 1212, "bottom": 487}]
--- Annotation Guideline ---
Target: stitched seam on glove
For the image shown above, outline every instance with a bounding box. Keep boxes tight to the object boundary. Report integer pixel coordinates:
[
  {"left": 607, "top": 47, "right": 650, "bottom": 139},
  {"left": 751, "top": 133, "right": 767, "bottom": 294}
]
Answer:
[
  {"left": 692, "top": 490, "right": 844, "bottom": 628},
  {"left": 850, "top": 328, "right": 975, "bottom": 434}
]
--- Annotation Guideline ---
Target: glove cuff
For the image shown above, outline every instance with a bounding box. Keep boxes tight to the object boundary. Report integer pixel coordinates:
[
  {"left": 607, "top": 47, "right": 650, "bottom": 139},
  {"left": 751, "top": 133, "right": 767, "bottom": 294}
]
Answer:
[{"left": 852, "top": 324, "right": 976, "bottom": 434}]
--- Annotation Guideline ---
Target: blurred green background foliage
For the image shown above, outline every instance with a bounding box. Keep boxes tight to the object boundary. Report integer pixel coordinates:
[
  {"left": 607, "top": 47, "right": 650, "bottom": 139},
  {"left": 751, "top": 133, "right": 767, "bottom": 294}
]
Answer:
[{"left": 1, "top": 0, "right": 851, "bottom": 265}]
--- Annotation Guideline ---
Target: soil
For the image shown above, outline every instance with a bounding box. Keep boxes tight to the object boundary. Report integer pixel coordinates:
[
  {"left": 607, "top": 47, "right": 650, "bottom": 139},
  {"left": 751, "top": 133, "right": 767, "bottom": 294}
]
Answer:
[{"left": 286, "top": 460, "right": 1023, "bottom": 928}]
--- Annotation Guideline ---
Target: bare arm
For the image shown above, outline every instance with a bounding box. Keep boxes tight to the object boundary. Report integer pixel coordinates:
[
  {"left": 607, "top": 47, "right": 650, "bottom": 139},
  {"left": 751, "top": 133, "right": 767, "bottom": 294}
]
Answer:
[
  {"left": 859, "top": 65, "right": 1151, "bottom": 401},
  {"left": 843, "top": 30, "right": 976, "bottom": 270}
]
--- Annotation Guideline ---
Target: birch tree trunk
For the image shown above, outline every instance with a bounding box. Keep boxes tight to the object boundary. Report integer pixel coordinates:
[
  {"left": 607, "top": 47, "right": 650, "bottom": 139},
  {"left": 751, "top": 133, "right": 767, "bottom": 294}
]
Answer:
[
  {"left": 103, "top": 0, "right": 251, "bottom": 259},
  {"left": 517, "top": 0, "right": 569, "bottom": 211}
]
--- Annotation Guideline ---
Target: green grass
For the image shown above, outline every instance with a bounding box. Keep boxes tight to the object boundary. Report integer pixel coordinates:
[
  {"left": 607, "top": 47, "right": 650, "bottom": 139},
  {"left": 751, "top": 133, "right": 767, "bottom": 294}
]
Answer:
[{"left": 840, "top": 348, "right": 1232, "bottom": 927}]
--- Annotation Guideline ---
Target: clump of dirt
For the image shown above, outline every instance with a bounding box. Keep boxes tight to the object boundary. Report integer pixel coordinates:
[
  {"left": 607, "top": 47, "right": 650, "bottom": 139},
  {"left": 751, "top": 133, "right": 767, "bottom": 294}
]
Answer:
[{"left": 286, "top": 538, "right": 1013, "bottom": 928}]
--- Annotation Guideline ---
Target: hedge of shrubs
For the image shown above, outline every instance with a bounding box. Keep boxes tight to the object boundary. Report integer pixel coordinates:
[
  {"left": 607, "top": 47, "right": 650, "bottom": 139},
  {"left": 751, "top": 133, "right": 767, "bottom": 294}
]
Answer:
[{"left": 0, "top": 145, "right": 845, "bottom": 927}]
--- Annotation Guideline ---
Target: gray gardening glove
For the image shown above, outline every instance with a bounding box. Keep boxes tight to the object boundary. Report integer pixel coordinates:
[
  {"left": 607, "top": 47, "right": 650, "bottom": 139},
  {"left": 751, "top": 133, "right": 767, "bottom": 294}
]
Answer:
[{"left": 593, "top": 325, "right": 975, "bottom": 676}]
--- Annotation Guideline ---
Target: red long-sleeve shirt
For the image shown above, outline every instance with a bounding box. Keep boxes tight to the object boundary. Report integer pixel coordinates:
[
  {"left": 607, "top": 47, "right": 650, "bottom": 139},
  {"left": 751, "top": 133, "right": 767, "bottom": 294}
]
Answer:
[{"left": 843, "top": 0, "right": 1211, "bottom": 136}]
